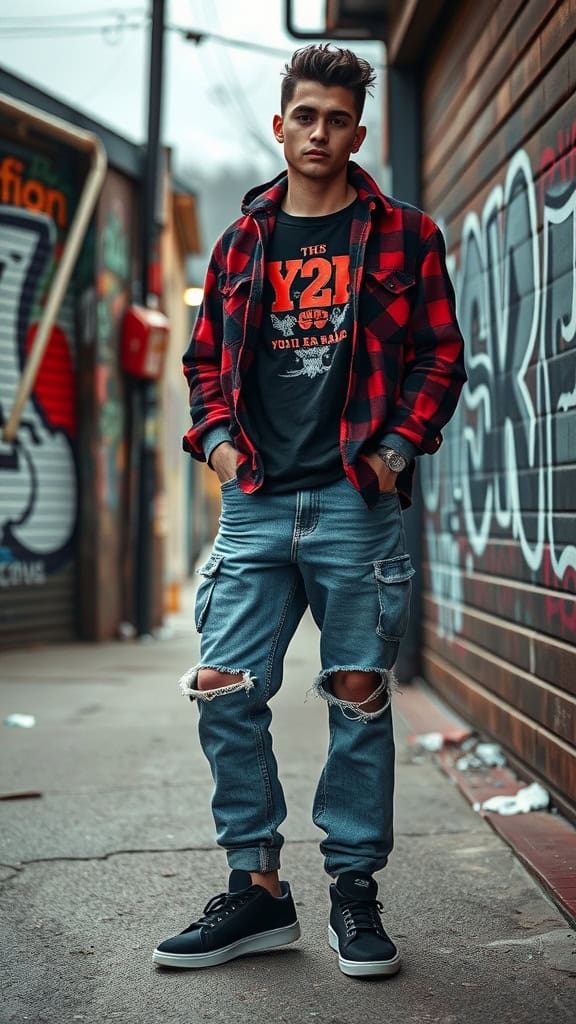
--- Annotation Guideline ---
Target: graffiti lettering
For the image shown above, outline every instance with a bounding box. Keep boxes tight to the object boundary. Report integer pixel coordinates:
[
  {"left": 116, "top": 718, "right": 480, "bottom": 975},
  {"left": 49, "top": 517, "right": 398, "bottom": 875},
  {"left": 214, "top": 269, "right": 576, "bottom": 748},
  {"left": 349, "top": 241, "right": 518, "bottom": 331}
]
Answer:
[
  {"left": 0, "top": 206, "right": 77, "bottom": 576},
  {"left": 0, "top": 560, "right": 46, "bottom": 587},
  {"left": 0, "top": 157, "right": 68, "bottom": 228},
  {"left": 422, "top": 129, "right": 576, "bottom": 639}
]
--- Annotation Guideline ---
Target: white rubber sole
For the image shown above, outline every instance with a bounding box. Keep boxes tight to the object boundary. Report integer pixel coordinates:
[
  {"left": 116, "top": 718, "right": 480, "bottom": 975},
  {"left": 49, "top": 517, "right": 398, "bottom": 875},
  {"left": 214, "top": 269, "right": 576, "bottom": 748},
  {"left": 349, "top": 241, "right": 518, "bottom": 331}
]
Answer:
[
  {"left": 152, "top": 921, "right": 301, "bottom": 969},
  {"left": 328, "top": 925, "right": 401, "bottom": 977}
]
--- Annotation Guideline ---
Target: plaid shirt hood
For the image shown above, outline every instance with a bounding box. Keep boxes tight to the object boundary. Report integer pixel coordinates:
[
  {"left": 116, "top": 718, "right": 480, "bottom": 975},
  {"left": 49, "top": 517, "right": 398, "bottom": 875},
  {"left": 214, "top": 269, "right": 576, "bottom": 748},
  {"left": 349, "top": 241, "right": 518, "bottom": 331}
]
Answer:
[
  {"left": 183, "top": 161, "right": 466, "bottom": 509},
  {"left": 240, "top": 162, "right": 392, "bottom": 217}
]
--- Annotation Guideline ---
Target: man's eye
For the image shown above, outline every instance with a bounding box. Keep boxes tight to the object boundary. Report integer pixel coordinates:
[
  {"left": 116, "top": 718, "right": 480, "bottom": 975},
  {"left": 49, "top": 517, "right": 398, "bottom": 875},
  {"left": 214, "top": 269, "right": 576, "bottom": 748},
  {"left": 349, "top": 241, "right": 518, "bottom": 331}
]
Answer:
[
  {"left": 297, "top": 115, "right": 311, "bottom": 123},
  {"left": 331, "top": 118, "right": 345, "bottom": 127}
]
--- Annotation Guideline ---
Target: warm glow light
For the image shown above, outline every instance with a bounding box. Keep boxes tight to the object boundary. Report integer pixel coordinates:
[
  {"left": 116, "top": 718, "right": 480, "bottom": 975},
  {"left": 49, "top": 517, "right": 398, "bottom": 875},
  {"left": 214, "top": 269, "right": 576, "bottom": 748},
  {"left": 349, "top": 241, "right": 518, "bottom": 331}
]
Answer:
[{"left": 184, "top": 286, "right": 204, "bottom": 307}]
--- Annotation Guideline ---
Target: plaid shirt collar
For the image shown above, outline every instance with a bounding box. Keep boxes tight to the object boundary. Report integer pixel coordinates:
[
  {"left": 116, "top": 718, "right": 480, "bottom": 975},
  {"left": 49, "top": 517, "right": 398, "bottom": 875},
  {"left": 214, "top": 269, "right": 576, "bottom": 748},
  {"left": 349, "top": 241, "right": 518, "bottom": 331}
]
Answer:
[{"left": 240, "top": 161, "right": 394, "bottom": 219}]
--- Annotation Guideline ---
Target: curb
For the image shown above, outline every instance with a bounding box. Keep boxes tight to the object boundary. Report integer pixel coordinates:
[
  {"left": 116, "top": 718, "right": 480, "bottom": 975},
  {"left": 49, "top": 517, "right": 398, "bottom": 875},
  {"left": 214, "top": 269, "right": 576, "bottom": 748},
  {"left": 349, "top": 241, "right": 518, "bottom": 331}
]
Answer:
[{"left": 396, "top": 679, "right": 576, "bottom": 927}]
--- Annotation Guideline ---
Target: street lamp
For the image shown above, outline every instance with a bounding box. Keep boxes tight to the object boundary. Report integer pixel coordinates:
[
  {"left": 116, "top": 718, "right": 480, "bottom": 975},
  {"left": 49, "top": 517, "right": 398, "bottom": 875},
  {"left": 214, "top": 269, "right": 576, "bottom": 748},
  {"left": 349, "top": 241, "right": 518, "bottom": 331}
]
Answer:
[{"left": 183, "top": 286, "right": 204, "bottom": 307}]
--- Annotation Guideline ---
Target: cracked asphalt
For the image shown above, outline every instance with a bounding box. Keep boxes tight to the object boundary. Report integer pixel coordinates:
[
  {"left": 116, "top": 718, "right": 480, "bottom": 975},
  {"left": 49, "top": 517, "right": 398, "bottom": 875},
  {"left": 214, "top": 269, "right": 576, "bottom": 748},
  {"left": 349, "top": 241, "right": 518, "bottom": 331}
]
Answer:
[{"left": 1, "top": 595, "right": 575, "bottom": 1024}]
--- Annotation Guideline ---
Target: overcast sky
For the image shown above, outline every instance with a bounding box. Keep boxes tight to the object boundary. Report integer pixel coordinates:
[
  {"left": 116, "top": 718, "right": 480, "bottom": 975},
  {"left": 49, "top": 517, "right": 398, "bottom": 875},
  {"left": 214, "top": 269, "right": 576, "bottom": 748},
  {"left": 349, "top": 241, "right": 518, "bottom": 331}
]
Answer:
[
  {"left": 2, "top": 1, "right": 383, "bottom": 167},
  {"left": 1, "top": 1, "right": 385, "bottom": 265}
]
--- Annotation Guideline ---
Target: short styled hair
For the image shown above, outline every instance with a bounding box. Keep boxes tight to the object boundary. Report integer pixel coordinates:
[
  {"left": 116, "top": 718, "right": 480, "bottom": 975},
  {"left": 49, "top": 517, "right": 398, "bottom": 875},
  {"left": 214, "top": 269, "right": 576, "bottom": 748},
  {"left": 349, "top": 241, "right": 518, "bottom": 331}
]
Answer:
[{"left": 281, "top": 44, "right": 376, "bottom": 121}]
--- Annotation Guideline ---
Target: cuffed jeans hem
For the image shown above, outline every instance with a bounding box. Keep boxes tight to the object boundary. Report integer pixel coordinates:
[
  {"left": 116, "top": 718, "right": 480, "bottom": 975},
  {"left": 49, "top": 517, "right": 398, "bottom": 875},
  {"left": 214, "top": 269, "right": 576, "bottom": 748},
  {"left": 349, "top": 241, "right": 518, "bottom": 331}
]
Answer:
[
  {"left": 226, "top": 848, "right": 282, "bottom": 873},
  {"left": 323, "top": 853, "right": 390, "bottom": 878}
]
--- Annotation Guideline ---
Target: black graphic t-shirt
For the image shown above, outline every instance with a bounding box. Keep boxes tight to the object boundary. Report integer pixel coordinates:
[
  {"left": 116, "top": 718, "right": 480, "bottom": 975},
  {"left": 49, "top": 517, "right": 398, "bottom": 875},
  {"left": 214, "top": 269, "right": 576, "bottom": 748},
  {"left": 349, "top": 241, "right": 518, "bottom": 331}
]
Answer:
[{"left": 245, "top": 200, "right": 357, "bottom": 492}]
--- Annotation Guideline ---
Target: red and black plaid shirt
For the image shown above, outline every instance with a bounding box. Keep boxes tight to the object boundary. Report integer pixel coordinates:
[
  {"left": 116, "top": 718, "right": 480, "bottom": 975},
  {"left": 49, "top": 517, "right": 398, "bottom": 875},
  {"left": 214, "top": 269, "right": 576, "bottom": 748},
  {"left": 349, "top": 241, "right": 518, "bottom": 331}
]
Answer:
[{"left": 183, "top": 162, "right": 466, "bottom": 508}]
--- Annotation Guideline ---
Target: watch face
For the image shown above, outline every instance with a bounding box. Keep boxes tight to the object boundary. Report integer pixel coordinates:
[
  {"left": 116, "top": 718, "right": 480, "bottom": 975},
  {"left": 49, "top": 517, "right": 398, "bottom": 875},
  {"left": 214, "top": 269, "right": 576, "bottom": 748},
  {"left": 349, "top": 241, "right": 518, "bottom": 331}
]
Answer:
[{"left": 387, "top": 452, "right": 406, "bottom": 473}]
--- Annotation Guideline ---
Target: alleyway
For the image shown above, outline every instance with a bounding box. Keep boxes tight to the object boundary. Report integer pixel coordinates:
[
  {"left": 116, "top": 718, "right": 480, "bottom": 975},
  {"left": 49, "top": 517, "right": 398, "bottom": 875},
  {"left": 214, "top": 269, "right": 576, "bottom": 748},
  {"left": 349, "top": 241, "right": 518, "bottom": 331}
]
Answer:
[{"left": 1, "top": 595, "right": 574, "bottom": 1024}]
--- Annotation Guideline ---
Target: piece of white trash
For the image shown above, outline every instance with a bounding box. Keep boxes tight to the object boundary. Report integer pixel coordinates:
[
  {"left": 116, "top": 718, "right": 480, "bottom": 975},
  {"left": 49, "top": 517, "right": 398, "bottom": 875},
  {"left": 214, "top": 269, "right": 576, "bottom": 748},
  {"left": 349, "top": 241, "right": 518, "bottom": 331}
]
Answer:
[
  {"left": 456, "top": 754, "right": 483, "bottom": 771},
  {"left": 475, "top": 742, "right": 507, "bottom": 767},
  {"left": 481, "top": 783, "right": 550, "bottom": 815},
  {"left": 409, "top": 732, "right": 444, "bottom": 752},
  {"left": 3, "top": 714, "right": 36, "bottom": 729}
]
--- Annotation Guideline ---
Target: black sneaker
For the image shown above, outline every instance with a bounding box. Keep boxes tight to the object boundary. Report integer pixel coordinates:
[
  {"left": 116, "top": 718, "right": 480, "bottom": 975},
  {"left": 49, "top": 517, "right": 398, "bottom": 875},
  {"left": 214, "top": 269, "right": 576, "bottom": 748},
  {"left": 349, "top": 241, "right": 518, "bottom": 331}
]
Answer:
[
  {"left": 329, "top": 871, "right": 401, "bottom": 977},
  {"left": 152, "top": 869, "right": 300, "bottom": 968}
]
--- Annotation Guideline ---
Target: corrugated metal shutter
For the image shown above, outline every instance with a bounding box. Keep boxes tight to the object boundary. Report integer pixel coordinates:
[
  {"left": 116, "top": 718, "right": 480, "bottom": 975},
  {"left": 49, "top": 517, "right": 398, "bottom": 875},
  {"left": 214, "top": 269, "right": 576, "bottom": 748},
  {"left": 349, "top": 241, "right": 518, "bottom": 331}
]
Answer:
[
  {"left": 0, "top": 142, "right": 80, "bottom": 647},
  {"left": 419, "top": 0, "right": 576, "bottom": 813}
]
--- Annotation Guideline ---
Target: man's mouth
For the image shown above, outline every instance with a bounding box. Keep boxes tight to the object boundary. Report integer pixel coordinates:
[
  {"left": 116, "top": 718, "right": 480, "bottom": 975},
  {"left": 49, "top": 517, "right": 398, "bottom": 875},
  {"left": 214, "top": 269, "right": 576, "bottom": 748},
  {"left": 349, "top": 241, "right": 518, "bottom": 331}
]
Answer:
[{"left": 304, "top": 149, "right": 330, "bottom": 158}]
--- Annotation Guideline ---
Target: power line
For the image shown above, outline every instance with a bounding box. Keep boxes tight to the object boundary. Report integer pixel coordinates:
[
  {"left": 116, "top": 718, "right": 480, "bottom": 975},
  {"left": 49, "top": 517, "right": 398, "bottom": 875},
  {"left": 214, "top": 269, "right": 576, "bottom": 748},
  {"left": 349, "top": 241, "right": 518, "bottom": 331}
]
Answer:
[
  {"left": 178, "top": 24, "right": 386, "bottom": 68},
  {"left": 0, "top": 13, "right": 386, "bottom": 67},
  {"left": 0, "top": 19, "right": 146, "bottom": 39},
  {"left": 0, "top": 7, "right": 145, "bottom": 20},
  {"left": 193, "top": 0, "right": 280, "bottom": 162}
]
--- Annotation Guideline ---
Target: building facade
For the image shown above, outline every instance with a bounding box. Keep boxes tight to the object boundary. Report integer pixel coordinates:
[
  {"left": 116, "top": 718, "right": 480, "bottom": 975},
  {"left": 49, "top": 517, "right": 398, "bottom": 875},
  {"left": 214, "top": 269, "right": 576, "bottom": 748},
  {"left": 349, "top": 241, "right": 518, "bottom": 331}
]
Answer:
[
  {"left": 385, "top": 0, "right": 576, "bottom": 815},
  {"left": 0, "top": 72, "right": 201, "bottom": 646}
]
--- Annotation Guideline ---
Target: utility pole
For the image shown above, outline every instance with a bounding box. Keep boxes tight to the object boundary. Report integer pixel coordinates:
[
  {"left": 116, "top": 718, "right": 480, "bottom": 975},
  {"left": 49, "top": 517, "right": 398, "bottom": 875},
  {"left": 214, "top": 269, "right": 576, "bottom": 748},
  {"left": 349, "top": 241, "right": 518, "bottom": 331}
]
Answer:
[{"left": 135, "top": 0, "right": 165, "bottom": 636}]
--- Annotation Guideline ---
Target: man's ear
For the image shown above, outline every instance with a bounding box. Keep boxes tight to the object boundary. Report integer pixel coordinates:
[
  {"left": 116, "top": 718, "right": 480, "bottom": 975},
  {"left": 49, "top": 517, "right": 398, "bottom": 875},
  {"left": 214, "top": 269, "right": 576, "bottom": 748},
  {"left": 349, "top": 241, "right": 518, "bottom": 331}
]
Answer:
[
  {"left": 273, "top": 114, "right": 284, "bottom": 143},
  {"left": 351, "top": 125, "right": 367, "bottom": 153}
]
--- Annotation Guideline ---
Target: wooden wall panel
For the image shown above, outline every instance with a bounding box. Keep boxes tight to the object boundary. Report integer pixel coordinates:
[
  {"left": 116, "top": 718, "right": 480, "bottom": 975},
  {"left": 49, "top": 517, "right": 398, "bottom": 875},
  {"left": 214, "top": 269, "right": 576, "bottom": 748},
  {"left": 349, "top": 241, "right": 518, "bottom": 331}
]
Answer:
[
  {"left": 422, "top": 651, "right": 576, "bottom": 802},
  {"left": 419, "top": 0, "right": 576, "bottom": 811}
]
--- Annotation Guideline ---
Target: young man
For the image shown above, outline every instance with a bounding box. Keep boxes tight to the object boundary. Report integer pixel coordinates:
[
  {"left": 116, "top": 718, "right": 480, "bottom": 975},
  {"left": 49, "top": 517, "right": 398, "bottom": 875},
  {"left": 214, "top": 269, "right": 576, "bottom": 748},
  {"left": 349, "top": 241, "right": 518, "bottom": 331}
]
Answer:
[{"left": 153, "top": 45, "right": 466, "bottom": 977}]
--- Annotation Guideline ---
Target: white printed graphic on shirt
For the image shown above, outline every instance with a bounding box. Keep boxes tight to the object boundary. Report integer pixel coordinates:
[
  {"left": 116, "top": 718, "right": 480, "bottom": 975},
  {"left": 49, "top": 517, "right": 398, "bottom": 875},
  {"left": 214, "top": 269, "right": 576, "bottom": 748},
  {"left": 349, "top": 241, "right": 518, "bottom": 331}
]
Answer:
[
  {"left": 280, "top": 346, "right": 333, "bottom": 379},
  {"left": 269, "top": 302, "right": 351, "bottom": 379},
  {"left": 270, "top": 313, "right": 298, "bottom": 337},
  {"left": 329, "top": 304, "right": 349, "bottom": 332}
]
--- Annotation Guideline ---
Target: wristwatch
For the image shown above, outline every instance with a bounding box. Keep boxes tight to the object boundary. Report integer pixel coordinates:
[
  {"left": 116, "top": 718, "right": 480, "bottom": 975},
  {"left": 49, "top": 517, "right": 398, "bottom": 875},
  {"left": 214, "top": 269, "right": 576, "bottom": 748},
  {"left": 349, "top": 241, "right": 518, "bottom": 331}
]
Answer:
[{"left": 376, "top": 446, "right": 407, "bottom": 474}]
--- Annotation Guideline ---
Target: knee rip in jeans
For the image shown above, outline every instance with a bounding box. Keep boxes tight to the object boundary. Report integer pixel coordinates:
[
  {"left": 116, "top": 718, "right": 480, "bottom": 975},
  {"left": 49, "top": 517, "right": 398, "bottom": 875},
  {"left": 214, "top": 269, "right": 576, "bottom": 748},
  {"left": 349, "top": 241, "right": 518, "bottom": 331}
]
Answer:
[
  {"left": 308, "top": 667, "right": 396, "bottom": 723},
  {"left": 178, "top": 664, "right": 256, "bottom": 701}
]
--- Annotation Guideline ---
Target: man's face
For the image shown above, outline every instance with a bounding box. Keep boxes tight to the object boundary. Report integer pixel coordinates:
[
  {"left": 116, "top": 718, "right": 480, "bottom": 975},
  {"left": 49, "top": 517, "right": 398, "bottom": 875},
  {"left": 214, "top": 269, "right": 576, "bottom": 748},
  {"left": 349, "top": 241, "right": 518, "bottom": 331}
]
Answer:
[{"left": 273, "top": 81, "right": 366, "bottom": 181}]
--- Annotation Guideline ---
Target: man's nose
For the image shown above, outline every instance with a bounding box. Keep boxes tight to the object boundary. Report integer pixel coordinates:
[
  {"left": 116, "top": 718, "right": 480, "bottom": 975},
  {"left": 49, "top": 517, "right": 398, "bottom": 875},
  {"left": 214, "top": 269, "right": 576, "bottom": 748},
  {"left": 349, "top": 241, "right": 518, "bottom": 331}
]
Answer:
[{"left": 310, "top": 118, "right": 329, "bottom": 142}]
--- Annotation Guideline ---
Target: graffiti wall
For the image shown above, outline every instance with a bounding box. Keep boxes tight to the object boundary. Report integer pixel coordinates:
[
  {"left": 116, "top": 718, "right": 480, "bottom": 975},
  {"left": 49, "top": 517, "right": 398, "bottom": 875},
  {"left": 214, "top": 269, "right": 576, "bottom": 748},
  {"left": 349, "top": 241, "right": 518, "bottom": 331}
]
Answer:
[
  {"left": 420, "top": 0, "right": 575, "bottom": 808},
  {"left": 77, "top": 169, "right": 136, "bottom": 639},
  {"left": 0, "top": 140, "right": 80, "bottom": 645}
]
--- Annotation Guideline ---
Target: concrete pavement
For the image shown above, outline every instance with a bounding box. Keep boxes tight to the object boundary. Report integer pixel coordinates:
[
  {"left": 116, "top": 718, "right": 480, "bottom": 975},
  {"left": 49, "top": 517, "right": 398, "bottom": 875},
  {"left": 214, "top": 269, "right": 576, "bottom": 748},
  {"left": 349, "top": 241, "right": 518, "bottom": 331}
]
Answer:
[{"left": 1, "top": 592, "right": 575, "bottom": 1024}]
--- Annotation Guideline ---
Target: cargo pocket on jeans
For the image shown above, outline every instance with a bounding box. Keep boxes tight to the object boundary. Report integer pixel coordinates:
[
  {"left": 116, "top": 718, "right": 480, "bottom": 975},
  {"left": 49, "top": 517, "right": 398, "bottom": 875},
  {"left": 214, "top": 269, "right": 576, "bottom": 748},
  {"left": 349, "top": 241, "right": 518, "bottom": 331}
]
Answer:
[
  {"left": 194, "top": 553, "right": 224, "bottom": 633},
  {"left": 374, "top": 553, "right": 415, "bottom": 641}
]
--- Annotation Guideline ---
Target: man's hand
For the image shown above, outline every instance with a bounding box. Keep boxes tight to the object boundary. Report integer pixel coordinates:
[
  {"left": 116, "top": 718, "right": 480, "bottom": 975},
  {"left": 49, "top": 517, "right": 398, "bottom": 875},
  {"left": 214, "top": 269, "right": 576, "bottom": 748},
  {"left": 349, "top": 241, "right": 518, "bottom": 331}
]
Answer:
[
  {"left": 210, "top": 442, "right": 238, "bottom": 484},
  {"left": 360, "top": 453, "right": 398, "bottom": 494}
]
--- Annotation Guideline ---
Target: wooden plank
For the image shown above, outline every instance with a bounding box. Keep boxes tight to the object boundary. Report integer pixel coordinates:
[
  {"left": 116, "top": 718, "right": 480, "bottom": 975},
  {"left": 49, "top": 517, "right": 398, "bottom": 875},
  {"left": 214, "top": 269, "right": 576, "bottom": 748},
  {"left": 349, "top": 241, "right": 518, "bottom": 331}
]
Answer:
[
  {"left": 423, "top": 621, "right": 576, "bottom": 739},
  {"left": 435, "top": 419, "right": 576, "bottom": 485},
  {"left": 423, "top": 0, "right": 513, "bottom": 127},
  {"left": 422, "top": 47, "right": 573, "bottom": 220},
  {"left": 421, "top": 564, "right": 576, "bottom": 645},
  {"left": 424, "top": 44, "right": 576, "bottom": 219},
  {"left": 423, "top": 596, "right": 576, "bottom": 695},
  {"left": 386, "top": 0, "right": 447, "bottom": 65},
  {"left": 423, "top": 0, "right": 561, "bottom": 178},
  {"left": 422, "top": 649, "right": 576, "bottom": 802},
  {"left": 424, "top": 0, "right": 575, "bottom": 191},
  {"left": 422, "top": 533, "right": 576, "bottom": 589},
  {"left": 421, "top": 465, "right": 576, "bottom": 513},
  {"left": 431, "top": 407, "right": 576, "bottom": 477},
  {"left": 420, "top": 464, "right": 576, "bottom": 514},
  {"left": 430, "top": 106, "right": 576, "bottom": 262}
]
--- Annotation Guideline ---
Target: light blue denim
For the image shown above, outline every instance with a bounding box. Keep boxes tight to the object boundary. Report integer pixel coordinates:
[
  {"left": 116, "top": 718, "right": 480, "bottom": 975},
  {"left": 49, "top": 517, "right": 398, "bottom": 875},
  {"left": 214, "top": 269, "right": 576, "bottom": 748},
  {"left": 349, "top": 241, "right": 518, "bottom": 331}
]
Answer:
[{"left": 179, "top": 475, "right": 414, "bottom": 878}]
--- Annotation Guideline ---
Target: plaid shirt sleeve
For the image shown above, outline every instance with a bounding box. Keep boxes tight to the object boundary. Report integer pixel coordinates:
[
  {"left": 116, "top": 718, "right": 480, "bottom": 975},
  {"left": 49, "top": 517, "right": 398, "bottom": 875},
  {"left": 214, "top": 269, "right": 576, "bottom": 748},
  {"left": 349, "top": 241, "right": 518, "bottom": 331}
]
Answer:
[
  {"left": 182, "top": 243, "right": 231, "bottom": 462},
  {"left": 380, "top": 226, "right": 467, "bottom": 455}
]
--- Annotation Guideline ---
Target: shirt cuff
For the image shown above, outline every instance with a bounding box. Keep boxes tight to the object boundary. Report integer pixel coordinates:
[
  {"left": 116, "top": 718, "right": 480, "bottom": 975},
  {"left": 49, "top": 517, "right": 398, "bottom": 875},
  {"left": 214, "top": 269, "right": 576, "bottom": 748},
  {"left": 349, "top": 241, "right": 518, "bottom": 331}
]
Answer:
[
  {"left": 202, "top": 426, "right": 234, "bottom": 466},
  {"left": 378, "top": 433, "right": 419, "bottom": 463}
]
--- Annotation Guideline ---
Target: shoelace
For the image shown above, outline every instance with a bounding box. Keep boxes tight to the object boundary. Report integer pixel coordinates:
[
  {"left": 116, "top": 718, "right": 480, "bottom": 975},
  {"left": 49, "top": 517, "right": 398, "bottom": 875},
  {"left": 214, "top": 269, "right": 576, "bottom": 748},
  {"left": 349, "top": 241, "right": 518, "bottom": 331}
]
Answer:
[
  {"left": 192, "top": 891, "right": 251, "bottom": 929},
  {"left": 339, "top": 898, "right": 386, "bottom": 939}
]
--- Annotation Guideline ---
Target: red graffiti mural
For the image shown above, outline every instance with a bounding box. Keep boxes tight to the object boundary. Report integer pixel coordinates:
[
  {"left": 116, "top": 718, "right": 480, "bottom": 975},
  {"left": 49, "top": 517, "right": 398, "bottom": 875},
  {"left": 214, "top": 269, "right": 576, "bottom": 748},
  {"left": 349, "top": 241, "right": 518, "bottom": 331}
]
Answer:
[{"left": 25, "top": 323, "right": 77, "bottom": 436}]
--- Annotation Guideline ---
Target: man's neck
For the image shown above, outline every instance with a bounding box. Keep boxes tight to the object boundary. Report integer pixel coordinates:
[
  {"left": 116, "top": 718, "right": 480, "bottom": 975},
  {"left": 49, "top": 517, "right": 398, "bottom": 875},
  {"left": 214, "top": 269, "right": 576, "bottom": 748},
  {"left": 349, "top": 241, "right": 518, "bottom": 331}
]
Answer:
[{"left": 281, "top": 167, "right": 357, "bottom": 217}]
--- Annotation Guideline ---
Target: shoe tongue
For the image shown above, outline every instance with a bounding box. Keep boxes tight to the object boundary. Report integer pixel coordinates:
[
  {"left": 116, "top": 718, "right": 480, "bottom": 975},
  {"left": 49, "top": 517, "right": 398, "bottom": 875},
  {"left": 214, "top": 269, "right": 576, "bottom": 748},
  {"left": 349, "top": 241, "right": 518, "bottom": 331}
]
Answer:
[
  {"left": 336, "top": 871, "right": 378, "bottom": 901},
  {"left": 228, "top": 869, "right": 254, "bottom": 893}
]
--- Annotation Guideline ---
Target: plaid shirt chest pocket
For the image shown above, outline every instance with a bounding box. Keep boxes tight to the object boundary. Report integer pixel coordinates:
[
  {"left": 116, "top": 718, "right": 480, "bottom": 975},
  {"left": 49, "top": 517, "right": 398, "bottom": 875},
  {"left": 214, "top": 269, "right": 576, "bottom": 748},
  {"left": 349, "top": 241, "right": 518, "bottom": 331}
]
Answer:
[
  {"left": 361, "top": 269, "right": 415, "bottom": 337},
  {"left": 221, "top": 274, "right": 253, "bottom": 346}
]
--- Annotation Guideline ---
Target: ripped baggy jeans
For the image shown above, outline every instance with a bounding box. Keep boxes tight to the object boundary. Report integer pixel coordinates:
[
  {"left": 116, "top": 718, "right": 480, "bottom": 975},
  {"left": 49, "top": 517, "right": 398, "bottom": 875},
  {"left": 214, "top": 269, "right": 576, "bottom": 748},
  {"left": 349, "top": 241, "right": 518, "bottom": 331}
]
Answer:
[{"left": 180, "top": 475, "right": 414, "bottom": 878}]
